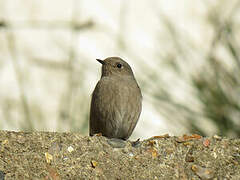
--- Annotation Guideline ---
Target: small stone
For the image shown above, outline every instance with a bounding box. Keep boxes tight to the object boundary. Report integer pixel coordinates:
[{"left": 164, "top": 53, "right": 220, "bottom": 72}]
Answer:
[
  {"left": 213, "top": 135, "right": 221, "bottom": 140},
  {"left": 45, "top": 152, "right": 53, "bottom": 164},
  {"left": 192, "top": 165, "right": 214, "bottom": 179},
  {"left": 107, "top": 138, "right": 126, "bottom": 148},
  {"left": 185, "top": 147, "right": 194, "bottom": 162},
  {"left": 91, "top": 160, "right": 98, "bottom": 168},
  {"left": 67, "top": 146, "right": 74, "bottom": 153},
  {"left": 212, "top": 152, "right": 217, "bottom": 159},
  {"left": 203, "top": 139, "right": 210, "bottom": 147},
  {"left": 185, "top": 155, "right": 194, "bottom": 162}
]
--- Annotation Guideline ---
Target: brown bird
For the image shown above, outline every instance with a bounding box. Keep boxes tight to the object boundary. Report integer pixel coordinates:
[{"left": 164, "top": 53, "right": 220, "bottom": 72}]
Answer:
[{"left": 90, "top": 57, "right": 142, "bottom": 140}]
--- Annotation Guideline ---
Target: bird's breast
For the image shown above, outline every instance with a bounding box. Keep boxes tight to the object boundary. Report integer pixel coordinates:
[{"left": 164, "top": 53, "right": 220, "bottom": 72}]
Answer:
[{"left": 102, "top": 76, "right": 141, "bottom": 115}]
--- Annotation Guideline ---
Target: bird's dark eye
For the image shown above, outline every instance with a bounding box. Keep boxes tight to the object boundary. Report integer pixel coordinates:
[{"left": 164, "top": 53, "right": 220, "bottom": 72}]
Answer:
[{"left": 117, "top": 63, "right": 122, "bottom": 68}]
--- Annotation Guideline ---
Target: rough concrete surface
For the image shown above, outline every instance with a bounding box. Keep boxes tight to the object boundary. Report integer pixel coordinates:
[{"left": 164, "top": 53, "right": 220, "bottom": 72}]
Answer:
[{"left": 0, "top": 131, "right": 239, "bottom": 179}]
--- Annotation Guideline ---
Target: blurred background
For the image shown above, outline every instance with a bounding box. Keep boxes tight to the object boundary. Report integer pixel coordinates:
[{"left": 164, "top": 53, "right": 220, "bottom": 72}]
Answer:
[{"left": 0, "top": 0, "right": 240, "bottom": 139}]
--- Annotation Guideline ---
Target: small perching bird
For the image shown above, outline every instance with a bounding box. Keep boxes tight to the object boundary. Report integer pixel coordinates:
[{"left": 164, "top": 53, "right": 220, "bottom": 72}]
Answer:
[{"left": 90, "top": 57, "right": 142, "bottom": 140}]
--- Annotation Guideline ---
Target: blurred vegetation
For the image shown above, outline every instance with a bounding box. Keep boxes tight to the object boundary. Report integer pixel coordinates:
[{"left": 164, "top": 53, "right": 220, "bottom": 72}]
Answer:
[
  {"left": 0, "top": 1, "right": 94, "bottom": 133},
  {"left": 139, "top": 1, "right": 240, "bottom": 137}
]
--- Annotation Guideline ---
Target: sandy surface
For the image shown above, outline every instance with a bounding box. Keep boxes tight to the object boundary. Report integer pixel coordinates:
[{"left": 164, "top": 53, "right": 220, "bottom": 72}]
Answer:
[{"left": 0, "top": 131, "right": 239, "bottom": 179}]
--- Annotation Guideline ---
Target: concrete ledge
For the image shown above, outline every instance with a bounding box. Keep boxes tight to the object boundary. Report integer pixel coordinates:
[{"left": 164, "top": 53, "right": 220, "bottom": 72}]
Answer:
[{"left": 0, "top": 131, "right": 239, "bottom": 179}]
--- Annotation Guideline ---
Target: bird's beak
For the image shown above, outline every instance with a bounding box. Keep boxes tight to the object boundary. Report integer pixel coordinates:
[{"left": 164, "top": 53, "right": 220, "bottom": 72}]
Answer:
[{"left": 96, "top": 59, "right": 105, "bottom": 65}]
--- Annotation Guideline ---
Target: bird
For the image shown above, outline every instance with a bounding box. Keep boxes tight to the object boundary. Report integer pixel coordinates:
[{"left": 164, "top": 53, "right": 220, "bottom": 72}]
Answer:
[{"left": 90, "top": 57, "right": 142, "bottom": 140}]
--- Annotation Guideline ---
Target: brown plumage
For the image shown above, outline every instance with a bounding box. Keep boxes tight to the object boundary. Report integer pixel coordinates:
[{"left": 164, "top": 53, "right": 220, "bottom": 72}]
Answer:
[{"left": 90, "top": 57, "right": 142, "bottom": 140}]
